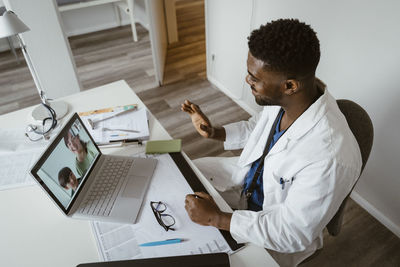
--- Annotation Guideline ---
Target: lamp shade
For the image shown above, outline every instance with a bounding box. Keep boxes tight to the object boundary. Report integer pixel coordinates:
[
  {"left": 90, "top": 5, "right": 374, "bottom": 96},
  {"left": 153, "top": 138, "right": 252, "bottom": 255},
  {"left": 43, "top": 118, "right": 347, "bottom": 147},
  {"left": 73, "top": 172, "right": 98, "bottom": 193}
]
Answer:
[{"left": 0, "top": 10, "right": 30, "bottom": 38}]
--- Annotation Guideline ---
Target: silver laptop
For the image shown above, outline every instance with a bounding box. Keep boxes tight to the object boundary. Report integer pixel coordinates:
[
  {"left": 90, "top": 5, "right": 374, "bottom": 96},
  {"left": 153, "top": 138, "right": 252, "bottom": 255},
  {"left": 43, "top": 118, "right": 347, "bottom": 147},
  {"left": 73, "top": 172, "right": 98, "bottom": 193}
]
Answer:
[{"left": 30, "top": 113, "right": 157, "bottom": 224}]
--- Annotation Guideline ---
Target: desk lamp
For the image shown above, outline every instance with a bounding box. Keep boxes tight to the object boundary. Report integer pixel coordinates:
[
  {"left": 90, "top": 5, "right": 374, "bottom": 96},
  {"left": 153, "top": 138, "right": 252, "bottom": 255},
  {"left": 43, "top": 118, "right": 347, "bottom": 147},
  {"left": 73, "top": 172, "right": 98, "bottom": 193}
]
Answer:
[{"left": 0, "top": 10, "right": 68, "bottom": 125}]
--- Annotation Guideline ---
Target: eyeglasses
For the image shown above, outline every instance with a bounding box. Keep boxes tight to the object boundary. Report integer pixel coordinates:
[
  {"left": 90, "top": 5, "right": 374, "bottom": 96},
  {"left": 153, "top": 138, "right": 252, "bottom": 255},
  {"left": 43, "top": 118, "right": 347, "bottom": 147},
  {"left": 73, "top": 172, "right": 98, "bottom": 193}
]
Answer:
[{"left": 150, "top": 201, "right": 176, "bottom": 231}]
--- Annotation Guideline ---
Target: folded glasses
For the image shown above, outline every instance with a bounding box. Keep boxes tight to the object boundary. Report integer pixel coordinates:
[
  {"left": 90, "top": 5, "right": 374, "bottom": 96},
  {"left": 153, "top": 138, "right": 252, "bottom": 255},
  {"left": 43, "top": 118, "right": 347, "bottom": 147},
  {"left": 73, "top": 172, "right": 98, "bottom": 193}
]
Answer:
[{"left": 150, "top": 201, "right": 176, "bottom": 231}]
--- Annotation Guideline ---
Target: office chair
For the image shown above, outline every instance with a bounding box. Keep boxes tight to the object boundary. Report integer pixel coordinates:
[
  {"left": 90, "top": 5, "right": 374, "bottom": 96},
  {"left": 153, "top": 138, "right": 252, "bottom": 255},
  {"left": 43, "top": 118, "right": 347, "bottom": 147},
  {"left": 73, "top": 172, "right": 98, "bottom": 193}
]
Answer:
[
  {"left": 326, "top": 99, "right": 374, "bottom": 236},
  {"left": 300, "top": 100, "right": 373, "bottom": 266}
]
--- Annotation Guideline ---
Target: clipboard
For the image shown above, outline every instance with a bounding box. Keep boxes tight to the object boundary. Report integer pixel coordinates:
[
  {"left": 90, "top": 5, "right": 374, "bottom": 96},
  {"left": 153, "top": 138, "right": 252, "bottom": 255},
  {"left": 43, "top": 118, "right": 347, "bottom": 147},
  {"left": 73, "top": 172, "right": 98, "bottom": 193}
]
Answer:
[{"left": 168, "top": 152, "right": 245, "bottom": 252}]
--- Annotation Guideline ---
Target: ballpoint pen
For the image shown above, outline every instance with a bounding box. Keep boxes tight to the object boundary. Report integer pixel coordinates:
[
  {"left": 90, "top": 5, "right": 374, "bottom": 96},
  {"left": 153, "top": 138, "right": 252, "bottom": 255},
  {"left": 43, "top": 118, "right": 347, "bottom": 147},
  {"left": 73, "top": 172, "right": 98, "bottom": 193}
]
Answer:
[
  {"left": 139, "top": 238, "right": 186, "bottom": 247},
  {"left": 109, "top": 134, "right": 128, "bottom": 137},
  {"left": 97, "top": 139, "right": 143, "bottom": 148},
  {"left": 109, "top": 138, "right": 143, "bottom": 145},
  {"left": 102, "top": 127, "right": 140, "bottom": 133},
  {"left": 194, "top": 194, "right": 203, "bottom": 199},
  {"left": 88, "top": 107, "right": 137, "bottom": 129}
]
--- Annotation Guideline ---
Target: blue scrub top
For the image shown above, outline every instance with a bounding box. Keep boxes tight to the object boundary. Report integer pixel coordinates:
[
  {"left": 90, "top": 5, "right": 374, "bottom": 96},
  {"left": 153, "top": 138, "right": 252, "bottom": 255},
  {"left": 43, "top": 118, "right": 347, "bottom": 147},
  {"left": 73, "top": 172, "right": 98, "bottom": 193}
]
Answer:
[{"left": 243, "top": 110, "right": 285, "bottom": 211}]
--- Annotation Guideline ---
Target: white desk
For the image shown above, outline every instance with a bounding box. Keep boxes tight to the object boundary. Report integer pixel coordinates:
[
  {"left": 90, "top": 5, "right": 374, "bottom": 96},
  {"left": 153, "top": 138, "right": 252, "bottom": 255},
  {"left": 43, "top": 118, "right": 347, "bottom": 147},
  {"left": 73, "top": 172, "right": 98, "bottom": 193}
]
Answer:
[{"left": 0, "top": 80, "right": 278, "bottom": 267}]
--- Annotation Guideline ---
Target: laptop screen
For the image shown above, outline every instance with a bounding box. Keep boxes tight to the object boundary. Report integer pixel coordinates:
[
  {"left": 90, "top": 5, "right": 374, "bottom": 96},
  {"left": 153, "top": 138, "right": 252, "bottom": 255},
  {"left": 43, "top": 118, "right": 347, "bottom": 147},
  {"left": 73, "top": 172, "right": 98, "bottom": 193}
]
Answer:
[{"left": 31, "top": 113, "right": 100, "bottom": 213}]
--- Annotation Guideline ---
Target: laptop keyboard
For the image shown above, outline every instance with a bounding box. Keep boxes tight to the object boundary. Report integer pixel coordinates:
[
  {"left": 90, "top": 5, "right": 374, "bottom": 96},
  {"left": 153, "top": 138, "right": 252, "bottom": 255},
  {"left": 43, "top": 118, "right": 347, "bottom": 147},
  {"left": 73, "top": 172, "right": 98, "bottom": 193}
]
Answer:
[{"left": 78, "top": 158, "right": 134, "bottom": 217}]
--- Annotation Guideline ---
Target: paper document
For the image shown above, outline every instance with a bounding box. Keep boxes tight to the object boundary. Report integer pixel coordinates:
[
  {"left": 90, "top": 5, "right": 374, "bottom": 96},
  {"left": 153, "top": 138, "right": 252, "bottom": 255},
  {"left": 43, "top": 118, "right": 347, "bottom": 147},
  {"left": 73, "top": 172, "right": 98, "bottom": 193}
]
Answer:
[
  {"left": 0, "top": 128, "right": 48, "bottom": 152},
  {"left": 80, "top": 107, "right": 149, "bottom": 144},
  {"left": 92, "top": 153, "right": 231, "bottom": 261},
  {"left": 0, "top": 128, "right": 47, "bottom": 190},
  {"left": 0, "top": 150, "right": 41, "bottom": 190}
]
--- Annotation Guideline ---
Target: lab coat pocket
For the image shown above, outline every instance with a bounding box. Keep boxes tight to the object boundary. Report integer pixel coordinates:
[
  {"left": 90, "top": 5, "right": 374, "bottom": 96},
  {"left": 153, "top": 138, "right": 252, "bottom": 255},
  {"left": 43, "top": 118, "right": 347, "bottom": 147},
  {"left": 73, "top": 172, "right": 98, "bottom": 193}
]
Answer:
[{"left": 271, "top": 172, "right": 294, "bottom": 203}]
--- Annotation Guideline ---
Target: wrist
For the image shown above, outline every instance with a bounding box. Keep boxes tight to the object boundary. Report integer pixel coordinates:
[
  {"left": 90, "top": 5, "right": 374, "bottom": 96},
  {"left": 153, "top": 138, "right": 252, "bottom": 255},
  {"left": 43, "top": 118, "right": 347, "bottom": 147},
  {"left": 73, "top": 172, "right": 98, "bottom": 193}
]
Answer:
[
  {"left": 208, "top": 126, "right": 215, "bottom": 138},
  {"left": 211, "top": 211, "right": 232, "bottom": 231},
  {"left": 212, "top": 126, "right": 226, "bottom": 141}
]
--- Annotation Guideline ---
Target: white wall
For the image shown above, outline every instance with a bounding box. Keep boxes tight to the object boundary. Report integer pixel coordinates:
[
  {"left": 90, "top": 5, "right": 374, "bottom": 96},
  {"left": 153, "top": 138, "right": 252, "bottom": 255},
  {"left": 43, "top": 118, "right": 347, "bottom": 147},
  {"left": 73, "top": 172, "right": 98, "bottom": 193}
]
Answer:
[
  {"left": 206, "top": 0, "right": 400, "bottom": 237},
  {"left": 4, "top": 0, "right": 81, "bottom": 99},
  {"left": 205, "top": 0, "right": 260, "bottom": 116}
]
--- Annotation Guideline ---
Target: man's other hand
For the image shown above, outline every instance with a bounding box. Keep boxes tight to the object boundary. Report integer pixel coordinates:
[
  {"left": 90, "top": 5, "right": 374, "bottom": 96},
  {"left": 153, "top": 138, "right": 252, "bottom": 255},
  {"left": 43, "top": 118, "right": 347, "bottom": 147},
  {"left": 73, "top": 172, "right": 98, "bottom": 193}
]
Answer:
[
  {"left": 185, "top": 192, "right": 232, "bottom": 231},
  {"left": 181, "top": 100, "right": 214, "bottom": 138}
]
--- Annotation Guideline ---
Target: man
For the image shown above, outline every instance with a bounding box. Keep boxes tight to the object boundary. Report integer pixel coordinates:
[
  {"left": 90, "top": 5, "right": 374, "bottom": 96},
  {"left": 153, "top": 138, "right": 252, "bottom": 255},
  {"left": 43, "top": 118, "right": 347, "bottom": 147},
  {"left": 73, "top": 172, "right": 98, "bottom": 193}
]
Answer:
[
  {"left": 58, "top": 167, "right": 82, "bottom": 197},
  {"left": 182, "top": 19, "right": 361, "bottom": 266}
]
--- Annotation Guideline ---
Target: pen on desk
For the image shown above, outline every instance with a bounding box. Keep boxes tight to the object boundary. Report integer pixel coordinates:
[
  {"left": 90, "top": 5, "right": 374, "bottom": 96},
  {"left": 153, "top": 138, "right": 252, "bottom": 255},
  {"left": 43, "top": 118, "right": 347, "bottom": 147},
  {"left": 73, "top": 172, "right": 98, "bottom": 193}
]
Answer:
[
  {"left": 110, "top": 134, "right": 128, "bottom": 137},
  {"left": 139, "top": 238, "right": 186, "bottom": 247},
  {"left": 102, "top": 127, "right": 140, "bottom": 133},
  {"left": 109, "top": 139, "right": 143, "bottom": 145},
  {"left": 96, "top": 142, "right": 123, "bottom": 148}
]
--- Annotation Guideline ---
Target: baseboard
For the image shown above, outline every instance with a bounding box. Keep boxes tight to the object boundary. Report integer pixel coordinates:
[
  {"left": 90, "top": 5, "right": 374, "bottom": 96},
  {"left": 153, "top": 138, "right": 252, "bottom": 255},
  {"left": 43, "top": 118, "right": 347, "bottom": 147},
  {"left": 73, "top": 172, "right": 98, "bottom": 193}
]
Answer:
[
  {"left": 351, "top": 190, "right": 400, "bottom": 238},
  {"left": 207, "top": 75, "right": 258, "bottom": 117}
]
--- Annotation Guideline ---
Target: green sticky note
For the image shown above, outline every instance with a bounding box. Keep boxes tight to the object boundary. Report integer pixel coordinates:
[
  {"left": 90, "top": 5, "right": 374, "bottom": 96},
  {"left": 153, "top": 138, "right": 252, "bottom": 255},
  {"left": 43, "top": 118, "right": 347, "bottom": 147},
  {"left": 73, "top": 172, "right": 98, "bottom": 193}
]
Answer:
[{"left": 145, "top": 139, "right": 182, "bottom": 154}]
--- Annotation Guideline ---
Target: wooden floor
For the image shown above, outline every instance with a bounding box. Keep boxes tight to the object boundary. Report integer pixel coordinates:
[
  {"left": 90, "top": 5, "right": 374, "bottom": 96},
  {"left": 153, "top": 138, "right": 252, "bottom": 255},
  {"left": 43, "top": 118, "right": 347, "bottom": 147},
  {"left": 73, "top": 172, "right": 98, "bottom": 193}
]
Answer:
[
  {"left": 163, "top": 0, "right": 206, "bottom": 84},
  {"left": 0, "top": 23, "right": 155, "bottom": 115},
  {"left": 0, "top": 0, "right": 399, "bottom": 265}
]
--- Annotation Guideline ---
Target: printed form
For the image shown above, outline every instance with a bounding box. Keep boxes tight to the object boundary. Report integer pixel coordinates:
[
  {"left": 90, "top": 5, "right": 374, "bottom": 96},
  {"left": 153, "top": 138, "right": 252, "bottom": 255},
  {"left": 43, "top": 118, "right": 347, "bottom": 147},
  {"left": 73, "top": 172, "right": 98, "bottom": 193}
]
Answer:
[
  {"left": 0, "top": 128, "right": 46, "bottom": 190},
  {"left": 92, "top": 153, "right": 231, "bottom": 261}
]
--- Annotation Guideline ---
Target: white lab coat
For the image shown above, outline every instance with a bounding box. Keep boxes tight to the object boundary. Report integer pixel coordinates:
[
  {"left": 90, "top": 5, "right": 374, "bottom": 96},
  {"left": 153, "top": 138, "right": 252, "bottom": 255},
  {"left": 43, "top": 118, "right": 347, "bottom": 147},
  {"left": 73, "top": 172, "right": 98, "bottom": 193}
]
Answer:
[{"left": 193, "top": 88, "right": 362, "bottom": 266}]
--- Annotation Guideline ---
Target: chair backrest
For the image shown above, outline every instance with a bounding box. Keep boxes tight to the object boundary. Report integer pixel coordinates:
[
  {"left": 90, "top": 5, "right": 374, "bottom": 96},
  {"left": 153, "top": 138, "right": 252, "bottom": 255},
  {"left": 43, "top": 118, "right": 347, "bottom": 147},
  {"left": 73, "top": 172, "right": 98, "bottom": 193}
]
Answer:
[
  {"left": 326, "top": 99, "right": 374, "bottom": 236},
  {"left": 0, "top": 6, "right": 6, "bottom": 15}
]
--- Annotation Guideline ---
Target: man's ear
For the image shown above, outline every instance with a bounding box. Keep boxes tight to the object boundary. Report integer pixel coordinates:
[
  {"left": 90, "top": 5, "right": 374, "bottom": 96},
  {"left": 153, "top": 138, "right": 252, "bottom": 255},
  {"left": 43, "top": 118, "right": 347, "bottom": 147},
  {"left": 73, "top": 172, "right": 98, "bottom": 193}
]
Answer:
[{"left": 284, "top": 79, "right": 299, "bottom": 95}]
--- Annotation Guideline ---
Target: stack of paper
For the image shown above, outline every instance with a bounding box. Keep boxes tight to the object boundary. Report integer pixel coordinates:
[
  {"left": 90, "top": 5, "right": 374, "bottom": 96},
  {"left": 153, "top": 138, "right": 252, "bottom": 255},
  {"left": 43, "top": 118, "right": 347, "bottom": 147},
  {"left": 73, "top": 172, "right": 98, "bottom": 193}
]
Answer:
[{"left": 79, "top": 105, "right": 150, "bottom": 144}]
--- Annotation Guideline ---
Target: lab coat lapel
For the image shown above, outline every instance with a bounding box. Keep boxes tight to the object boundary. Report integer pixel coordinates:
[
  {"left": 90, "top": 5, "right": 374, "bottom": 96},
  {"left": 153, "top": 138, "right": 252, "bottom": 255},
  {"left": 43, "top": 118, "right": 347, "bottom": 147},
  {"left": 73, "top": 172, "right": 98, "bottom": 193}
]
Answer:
[
  {"left": 238, "top": 107, "right": 281, "bottom": 167},
  {"left": 266, "top": 135, "right": 289, "bottom": 157},
  {"left": 285, "top": 89, "right": 330, "bottom": 141},
  {"left": 238, "top": 88, "right": 331, "bottom": 167}
]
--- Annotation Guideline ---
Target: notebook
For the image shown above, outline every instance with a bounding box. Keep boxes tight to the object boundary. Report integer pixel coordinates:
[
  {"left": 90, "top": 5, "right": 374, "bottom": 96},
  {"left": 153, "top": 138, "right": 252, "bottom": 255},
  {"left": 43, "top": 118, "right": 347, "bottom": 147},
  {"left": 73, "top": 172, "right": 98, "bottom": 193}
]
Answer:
[
  {"left": 30, "top": 113, "right": 157, "bottom": 224},
  {"left": 145, "top": 139, "right": 182, "bottom": 154}
]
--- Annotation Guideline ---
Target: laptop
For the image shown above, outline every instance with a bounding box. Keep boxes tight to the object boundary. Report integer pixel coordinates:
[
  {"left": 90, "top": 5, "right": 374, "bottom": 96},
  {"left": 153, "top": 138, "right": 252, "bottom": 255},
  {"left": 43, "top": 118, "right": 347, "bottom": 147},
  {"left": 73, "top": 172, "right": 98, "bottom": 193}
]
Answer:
[
  {"left": 30, "top": 113, "right": 157, "bottom": 224},
  {"left": 77, "top": 253, "right": 230, "bottom": 267}
]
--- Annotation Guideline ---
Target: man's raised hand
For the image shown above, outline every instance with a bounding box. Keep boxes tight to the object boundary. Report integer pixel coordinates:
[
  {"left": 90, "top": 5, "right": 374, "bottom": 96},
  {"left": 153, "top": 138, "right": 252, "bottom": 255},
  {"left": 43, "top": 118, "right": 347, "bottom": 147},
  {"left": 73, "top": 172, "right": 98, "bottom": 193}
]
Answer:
[{"left": 181, "top": 100, "right": 214, "bottom": 138}]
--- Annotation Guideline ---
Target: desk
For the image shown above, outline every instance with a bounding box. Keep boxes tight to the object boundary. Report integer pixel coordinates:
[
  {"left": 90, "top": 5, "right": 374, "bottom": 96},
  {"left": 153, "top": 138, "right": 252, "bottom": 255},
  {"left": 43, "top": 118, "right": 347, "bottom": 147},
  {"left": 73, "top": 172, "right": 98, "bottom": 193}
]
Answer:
[{"left": 0, "top": 80, "right": 278, "bottom": 267}]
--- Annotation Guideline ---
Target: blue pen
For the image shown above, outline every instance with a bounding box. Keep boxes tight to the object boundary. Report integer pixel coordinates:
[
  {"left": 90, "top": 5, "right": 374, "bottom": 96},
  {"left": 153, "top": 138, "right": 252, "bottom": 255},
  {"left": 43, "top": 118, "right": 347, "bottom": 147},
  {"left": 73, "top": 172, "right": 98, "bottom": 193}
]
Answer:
[
  {"left": 280, "top": 178, "right": 285, "bottom": 190},
  {"left": 110, "top": 134, "right": 128, "bottom": 137},
  {"left": 139, "top": 238, "right": 185, "bottom": 247}
]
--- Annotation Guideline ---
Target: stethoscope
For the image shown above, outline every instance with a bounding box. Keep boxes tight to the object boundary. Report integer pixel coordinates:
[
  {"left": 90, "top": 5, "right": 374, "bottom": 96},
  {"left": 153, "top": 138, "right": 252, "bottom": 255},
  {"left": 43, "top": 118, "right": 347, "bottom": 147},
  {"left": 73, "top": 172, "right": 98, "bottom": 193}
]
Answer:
[{"left": 25, "top": 103, "right": 58, "bottom": 142}]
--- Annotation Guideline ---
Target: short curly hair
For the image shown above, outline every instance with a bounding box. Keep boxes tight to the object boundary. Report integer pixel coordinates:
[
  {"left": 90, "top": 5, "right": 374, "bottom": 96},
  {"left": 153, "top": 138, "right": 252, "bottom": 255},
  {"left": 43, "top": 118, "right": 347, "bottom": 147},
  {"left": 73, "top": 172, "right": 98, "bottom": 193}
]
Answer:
[
  {"left": 248, "top": 18, "right": 320, "bottom": 77},
  {"left": 58, "top": 167, "right": 72, "bottom": 188}
]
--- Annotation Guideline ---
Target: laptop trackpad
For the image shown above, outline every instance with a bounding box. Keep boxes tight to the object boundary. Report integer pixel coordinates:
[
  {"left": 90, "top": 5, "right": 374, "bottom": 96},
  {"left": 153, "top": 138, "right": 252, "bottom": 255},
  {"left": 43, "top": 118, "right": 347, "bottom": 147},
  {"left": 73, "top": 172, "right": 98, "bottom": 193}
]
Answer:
[{"left": 122, "top": 175, "right": 147, "bottom": 198}]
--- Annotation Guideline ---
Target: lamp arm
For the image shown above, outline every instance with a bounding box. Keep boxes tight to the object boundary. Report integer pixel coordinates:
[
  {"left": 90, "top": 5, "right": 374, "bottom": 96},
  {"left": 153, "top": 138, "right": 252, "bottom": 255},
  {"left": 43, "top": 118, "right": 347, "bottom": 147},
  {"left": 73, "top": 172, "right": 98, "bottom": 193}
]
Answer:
[{"left": 16, "top": 34, "right": 49, "bottom": 105}]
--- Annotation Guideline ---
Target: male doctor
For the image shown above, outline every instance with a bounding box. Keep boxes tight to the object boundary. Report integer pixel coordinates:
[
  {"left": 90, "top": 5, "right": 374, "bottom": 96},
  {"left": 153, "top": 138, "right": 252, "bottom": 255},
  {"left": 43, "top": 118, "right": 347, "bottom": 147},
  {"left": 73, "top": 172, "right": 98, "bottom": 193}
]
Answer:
[{"left": 182, "top": 19, "right": 362, "bottom": 266}]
